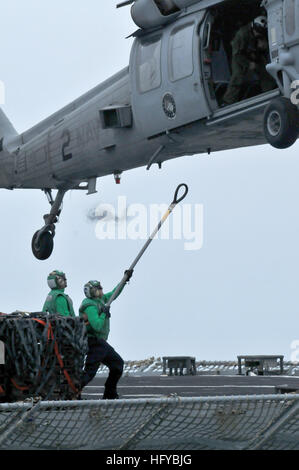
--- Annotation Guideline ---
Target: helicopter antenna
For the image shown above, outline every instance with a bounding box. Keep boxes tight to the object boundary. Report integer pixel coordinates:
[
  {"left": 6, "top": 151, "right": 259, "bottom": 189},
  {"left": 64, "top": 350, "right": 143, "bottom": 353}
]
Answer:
[{"left": 116, "top": 0, "right": 135, "bottom": 8}]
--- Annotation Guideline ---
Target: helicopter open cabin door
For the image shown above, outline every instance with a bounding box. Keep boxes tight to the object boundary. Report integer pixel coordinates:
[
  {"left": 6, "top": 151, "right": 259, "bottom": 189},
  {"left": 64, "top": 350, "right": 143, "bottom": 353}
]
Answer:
[
  {"left": 200, "top": 11, "right": 228, "bottom": 111},
  {"left": 130, "top": 10, "right": 210, "bottom": 138}
]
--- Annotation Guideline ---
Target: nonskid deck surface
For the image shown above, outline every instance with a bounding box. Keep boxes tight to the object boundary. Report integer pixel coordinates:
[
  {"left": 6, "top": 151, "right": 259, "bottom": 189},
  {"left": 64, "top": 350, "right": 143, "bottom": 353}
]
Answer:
[{"left": 81, "top": 375, "right": 299, "bottom": 399}]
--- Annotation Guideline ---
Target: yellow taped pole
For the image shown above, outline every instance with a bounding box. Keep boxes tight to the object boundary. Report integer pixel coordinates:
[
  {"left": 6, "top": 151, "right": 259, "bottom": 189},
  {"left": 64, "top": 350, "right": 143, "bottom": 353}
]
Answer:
[{"left": 106, "top": 184, "right": 189, "bottom": 307}]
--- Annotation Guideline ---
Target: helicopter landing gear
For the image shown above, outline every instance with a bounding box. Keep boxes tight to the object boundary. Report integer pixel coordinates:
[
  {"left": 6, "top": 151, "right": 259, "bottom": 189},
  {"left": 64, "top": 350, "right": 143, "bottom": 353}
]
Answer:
[
  {"left": 32, "top": 189, "right": 67, "bottom": 260},
  {"left": 263, "top": 97, "right": 299, "bottom": 149}
]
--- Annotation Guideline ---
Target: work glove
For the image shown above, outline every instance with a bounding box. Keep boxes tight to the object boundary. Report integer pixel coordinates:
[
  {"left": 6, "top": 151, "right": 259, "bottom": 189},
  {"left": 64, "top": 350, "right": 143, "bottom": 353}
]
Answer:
[
  {"left": 101, "top": 305, "right": 111, "bottom": 318},
  {"left": 124, "top": 269, "right": 134, "bottom": 282}
]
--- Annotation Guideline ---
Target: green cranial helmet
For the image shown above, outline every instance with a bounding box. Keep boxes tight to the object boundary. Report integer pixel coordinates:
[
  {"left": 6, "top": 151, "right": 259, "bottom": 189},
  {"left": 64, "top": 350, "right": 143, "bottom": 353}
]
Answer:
[
  {"left": 47, "top": 270, "right": 67, "bottom": 289},
  {"left": 84, "top": 280, "right": 103, "bottom": 299}
]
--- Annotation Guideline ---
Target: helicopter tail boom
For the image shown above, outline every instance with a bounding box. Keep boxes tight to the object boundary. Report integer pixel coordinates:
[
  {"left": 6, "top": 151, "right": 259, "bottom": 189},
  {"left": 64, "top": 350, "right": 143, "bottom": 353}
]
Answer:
[
  {"left": 0, "top": 109, "right": 18, "bottom": 188},
  {"left": 0, "top": 108, "right": 18, "bottom": 150}
]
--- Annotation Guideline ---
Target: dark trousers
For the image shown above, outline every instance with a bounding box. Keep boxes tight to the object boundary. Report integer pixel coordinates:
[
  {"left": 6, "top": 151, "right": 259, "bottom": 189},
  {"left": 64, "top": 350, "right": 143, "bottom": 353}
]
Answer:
[{"left": 81, "top": 337, "right": 124, "bottom": 398}]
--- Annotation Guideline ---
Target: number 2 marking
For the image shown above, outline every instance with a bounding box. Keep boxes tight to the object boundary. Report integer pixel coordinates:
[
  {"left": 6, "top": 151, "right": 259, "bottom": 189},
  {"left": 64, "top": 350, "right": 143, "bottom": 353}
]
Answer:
[{"left": 61, "top": 129, "right": 73, "bottom": 161}]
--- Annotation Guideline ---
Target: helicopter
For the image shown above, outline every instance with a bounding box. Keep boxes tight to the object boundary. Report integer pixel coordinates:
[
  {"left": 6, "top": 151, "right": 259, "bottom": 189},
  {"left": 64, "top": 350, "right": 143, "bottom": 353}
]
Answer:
[{"left": 0, "top": 0, "right": 298, "bottom": 260}]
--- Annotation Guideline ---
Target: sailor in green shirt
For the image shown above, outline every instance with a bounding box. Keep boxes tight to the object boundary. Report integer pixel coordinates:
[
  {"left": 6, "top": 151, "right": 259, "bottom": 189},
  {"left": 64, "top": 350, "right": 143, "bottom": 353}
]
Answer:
[
  {"left": 79, "top": 270, "right": 133, "bottom": 399},
  {"left": 42, "top": 270, "right": 75, "bottom": 317}
]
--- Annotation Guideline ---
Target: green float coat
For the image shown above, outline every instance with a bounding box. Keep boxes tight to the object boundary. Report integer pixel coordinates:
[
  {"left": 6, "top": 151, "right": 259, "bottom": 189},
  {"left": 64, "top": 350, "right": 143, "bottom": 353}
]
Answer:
[
  {"left": 43, "top": 289, "right": 76, "bottom": 317},
  {"left": 79, "top": 284, "right": 124, "bottom": 340}
]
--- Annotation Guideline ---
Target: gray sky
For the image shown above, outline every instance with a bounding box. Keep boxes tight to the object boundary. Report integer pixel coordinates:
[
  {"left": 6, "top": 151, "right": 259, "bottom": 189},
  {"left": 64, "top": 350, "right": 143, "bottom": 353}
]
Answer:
[{"left": 1, "top": 0, "right": 299, "bottom": 361}]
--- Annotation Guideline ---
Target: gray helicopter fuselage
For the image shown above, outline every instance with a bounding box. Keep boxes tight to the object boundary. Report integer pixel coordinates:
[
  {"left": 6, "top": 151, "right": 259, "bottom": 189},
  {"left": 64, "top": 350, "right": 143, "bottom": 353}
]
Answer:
[{"left": 1, "top": 0, "right": 298, "bottom": 191}]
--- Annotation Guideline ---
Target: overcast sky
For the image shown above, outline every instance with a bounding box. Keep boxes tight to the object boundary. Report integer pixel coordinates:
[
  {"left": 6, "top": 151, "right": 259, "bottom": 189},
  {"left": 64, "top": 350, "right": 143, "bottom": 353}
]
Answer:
[{"left": 1, "top": 0, "right": 299, "bottom": 362}]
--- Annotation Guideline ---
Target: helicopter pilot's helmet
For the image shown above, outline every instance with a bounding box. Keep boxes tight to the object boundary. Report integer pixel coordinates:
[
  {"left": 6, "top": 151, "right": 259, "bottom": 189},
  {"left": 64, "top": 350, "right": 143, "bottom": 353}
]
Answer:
[{"left": 252, "top": 16, "right": 267, "bottom": 35}]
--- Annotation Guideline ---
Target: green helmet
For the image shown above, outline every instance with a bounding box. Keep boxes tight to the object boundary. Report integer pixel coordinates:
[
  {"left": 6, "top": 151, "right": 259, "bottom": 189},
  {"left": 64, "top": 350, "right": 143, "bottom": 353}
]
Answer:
[
  {"left": 84, "top": 280, "right": 103, "bottom": 299},
  {"left": 47, "top": 270, "right": 67, "bottom": 289}
]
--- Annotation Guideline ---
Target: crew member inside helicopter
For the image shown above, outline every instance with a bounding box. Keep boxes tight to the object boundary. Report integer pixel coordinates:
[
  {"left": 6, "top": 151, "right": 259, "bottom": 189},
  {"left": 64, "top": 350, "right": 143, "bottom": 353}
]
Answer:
[{"left": 222, "top": 15, "right": 276, "bottom": 105}]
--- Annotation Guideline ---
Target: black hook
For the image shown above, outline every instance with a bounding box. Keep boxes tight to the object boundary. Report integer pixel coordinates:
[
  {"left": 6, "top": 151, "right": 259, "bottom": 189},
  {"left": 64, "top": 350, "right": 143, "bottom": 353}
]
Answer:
[{"left": 172, "top": 183, "right": 189, "bottom": 205}]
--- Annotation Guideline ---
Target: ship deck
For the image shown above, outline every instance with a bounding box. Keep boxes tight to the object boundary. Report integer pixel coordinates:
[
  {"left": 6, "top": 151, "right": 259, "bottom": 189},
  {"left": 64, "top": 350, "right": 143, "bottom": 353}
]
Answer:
[{"left": 82, "top": 374, "right": 299, "bottom": 399}]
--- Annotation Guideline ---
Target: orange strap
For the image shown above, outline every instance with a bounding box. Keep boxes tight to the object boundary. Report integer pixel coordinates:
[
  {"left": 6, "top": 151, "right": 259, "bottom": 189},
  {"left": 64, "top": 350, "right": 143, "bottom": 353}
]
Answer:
[
  {"left": 9, "top": 319, "right": 78, "bottom": 395},
  {"left": 10, "top": 378, "right": 29, "bottom": 391},
  {"left": 33, "top": 318, "right": 78, "bottom": 394},
  {"left": 0, "top": 385, "right": 5, "bottom": 394}
]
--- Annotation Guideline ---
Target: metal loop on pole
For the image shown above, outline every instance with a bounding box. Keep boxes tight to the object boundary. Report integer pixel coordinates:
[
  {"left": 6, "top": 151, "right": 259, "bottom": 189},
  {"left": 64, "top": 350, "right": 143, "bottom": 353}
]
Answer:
[
  {"left": 106, "top": 183, "right": 190, "bottom": 307},
  {"left": 172, "top": 184, "right": 189, "bottom": 205}
]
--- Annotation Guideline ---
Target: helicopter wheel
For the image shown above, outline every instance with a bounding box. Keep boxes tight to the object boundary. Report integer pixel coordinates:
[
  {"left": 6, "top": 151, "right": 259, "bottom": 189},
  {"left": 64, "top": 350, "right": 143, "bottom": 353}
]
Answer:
[
  {"left": 32, "top": 231, "right": 54, "bottom": 260},
  {"left": 263, "top": 97, "right": 299, "bottom": 149}
]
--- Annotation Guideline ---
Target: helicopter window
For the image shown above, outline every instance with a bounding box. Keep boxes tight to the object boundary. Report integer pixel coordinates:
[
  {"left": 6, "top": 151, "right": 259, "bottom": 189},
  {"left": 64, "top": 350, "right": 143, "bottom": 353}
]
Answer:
[
  {"left": 285, "top": 0, "right": 295, "bottom": 37},
  {"left": 169, "top": 23, "right": 194, "bottom": 82},
  {"left": 137, "top": 36, "right": 162, "bottom": 93}
]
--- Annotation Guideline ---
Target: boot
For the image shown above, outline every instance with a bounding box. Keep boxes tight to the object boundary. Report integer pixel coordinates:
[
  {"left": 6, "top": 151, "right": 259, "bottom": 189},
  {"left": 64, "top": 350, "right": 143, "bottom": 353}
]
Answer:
[{"left": 102, "top": 390, "right": 119, "bottom": 400}]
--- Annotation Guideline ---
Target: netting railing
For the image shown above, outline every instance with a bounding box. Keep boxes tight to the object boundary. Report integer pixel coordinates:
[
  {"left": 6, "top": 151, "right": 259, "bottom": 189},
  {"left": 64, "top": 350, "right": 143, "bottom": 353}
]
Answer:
[{"left": 0, "top": 394, "right": 299, "bottom": 450}]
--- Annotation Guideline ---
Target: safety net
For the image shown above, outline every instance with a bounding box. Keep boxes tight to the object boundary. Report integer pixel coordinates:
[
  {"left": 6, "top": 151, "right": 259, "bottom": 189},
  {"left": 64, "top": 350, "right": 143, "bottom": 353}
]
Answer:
[{"left": 0, "top": 394, "right": 299, "bottom": 450}]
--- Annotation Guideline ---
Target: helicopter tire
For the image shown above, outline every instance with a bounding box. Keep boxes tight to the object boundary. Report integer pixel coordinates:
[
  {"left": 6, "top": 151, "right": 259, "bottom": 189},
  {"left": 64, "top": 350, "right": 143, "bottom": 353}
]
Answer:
[
  {"left": 32, "top": 231, "right": 54, "bottom": 260},
  {"left": 263, "top": 97, "right": 299, "bottom": 149}
]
